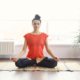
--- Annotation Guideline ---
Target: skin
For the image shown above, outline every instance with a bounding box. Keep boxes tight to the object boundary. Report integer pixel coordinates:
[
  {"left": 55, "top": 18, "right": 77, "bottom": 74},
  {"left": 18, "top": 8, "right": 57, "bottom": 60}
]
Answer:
[{"left": 12, "top": 20, "right": 59, "bottom": 62}]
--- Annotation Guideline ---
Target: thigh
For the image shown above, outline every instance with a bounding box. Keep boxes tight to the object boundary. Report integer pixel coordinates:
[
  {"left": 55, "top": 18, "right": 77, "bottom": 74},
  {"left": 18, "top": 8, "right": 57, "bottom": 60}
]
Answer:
[
  {"left": 43, "top": 57, "right": 57, "bottom": 63},
  {"left": 15, "top": 58, "right": 27, "bottom": 66},
  {"left": 15, "top": 58, "right": 26, "bottom": 67},
  {"left": 15, "top": 58, "right": 36, "bottom": 68},
  {"left": 36, "top": 57, "right": 57, "bottom": 68}
]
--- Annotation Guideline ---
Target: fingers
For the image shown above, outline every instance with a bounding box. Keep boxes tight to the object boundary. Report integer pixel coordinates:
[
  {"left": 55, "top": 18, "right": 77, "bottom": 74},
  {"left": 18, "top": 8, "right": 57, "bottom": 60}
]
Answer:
[
  {"left": 12, "top": 59, "right": 16, "bottom": 62},
  {"left": 12, "top": 58, "right": 18, "bottom": 62},
  {"left": 55, "top": 58, "right": 59, "bottom": 62},
  {"left": 55, "top": 57, "right": 60, "bottom": 62},
  {"left": 57, "top": 58, "right": 60, "bottom": 62}
]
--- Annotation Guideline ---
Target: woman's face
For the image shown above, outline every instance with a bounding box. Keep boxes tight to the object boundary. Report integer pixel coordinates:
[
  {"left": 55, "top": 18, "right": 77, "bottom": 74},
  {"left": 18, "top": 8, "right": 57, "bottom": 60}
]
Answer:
[{"left": 32, "top": 20, "right": 41, "bottom": 30}]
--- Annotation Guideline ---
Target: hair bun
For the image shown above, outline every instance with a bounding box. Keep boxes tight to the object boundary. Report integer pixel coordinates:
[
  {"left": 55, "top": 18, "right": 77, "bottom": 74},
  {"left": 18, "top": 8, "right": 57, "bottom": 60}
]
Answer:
[{"left": 35, "top": 14, "right": 41, "bottom": 19}]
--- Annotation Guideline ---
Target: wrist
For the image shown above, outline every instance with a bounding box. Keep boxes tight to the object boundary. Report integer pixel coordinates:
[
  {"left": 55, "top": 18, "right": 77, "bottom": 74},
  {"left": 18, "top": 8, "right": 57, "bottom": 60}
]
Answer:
[
  {"left": 16, "top": 56, "right": 19, "bottom": 59},
  {"left": 53, "top": 56, "right": 56, "bottom": 58}
]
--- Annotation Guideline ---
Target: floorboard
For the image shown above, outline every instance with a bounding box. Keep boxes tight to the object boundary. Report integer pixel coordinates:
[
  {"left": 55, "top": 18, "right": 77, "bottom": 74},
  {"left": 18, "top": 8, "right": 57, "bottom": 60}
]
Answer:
[{"left": 0, "top": 58, "right": 80, "bottom": 80}]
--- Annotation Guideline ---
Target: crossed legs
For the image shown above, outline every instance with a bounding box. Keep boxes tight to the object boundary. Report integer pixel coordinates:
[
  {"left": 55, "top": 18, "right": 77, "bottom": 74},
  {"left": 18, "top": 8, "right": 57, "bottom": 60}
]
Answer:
[{"left": 15, "top": 57, "right": 57, "bottom": 68}]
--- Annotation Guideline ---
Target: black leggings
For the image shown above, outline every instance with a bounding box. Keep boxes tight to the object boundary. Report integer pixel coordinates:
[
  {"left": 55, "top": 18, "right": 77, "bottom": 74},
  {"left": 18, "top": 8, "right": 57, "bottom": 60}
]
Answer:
[{"left": 15, "top": 57, "right": 57, "bottom": 68}]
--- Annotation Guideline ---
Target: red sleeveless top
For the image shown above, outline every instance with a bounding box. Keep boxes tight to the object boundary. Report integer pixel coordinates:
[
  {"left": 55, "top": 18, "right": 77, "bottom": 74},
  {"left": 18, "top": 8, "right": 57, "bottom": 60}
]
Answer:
[{"left": 23, "top": 32, "right": 49, "bottom": 62}]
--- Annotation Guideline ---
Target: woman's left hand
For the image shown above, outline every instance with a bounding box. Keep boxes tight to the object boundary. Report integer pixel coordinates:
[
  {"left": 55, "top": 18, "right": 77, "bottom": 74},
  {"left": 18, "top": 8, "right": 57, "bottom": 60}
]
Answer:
[{"left": 53, "top": 56, "right": 59, "bottom": 62}]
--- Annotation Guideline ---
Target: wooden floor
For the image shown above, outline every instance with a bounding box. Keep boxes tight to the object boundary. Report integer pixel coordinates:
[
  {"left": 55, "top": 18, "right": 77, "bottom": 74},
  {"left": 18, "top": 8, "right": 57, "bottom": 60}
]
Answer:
[{"left": 0, "top": 58, "right": 80, "bottom": 80}]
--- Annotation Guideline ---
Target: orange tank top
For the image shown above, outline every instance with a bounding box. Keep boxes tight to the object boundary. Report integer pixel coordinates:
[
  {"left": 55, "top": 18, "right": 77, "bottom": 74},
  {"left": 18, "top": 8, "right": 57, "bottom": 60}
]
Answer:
[{"left": 23, "top": 32, "right": 49, "bottom": 63}]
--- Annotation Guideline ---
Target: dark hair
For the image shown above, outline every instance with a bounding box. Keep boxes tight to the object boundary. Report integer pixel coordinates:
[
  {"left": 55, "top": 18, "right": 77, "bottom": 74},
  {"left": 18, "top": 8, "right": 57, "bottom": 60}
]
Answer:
[{"left": 32, "top": 14, "right": 41, "bottom": 23}]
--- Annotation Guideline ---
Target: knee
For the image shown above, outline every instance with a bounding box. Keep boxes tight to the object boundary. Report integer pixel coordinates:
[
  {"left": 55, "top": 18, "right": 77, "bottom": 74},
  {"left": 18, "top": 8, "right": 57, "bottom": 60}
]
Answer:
[
  {"left": 15, "top": 61, "right": 22, "bottom": 68},
  {"left": 15, "top": 61, "right": 18, "bottom": 67},
  {"left": 54, "top": 61, "right": 57, "bottom": 66},
  {"left": 51, "top": 61, "right": 57, "bottom": 68},
  {"left": 53, "top": 61, "right": 57, "bottom": 67}
]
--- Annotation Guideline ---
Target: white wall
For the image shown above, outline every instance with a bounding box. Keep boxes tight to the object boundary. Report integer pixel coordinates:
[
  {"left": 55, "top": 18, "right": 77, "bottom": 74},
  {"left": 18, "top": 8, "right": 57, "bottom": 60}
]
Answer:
[{"left": 0, "top": 44, "right": 80, "bottom": 59}]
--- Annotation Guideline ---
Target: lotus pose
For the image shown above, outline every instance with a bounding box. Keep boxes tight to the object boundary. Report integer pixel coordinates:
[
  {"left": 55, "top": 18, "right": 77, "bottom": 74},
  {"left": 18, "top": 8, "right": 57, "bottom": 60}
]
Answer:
[{"left": 12, "top": 14, "right": 59, "bottom": 68}]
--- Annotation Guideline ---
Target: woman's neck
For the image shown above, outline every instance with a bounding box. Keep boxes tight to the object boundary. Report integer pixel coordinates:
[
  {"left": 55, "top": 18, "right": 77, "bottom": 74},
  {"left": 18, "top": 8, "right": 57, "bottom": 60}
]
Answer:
[{"left": 31, "top": 31, "right": 41, "bottom": 34}]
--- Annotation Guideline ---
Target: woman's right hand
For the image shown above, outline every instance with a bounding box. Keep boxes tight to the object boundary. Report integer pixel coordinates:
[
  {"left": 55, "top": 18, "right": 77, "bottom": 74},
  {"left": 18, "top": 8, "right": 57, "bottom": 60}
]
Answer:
[{"left": 12, "top": 57, "right": 19, "bottom": 62}]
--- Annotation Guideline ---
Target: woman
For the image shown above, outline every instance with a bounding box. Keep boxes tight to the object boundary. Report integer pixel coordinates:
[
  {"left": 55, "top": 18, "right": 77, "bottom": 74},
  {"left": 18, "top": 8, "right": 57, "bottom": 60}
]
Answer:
[{"left": 12, "top": 14, "right": 59, "bottom": 68}]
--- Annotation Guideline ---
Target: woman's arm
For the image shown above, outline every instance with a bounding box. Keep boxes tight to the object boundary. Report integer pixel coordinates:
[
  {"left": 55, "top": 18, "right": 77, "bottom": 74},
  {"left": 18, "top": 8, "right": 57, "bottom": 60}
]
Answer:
[
  {"left": 45, "top": 38, "right": 59, "bottom": 62},
  {"left": 16, "top": 38, "right": 28, "bottom": 59},
  {"left": 45, "top": 38, "right": 56, "bottom": 58}
]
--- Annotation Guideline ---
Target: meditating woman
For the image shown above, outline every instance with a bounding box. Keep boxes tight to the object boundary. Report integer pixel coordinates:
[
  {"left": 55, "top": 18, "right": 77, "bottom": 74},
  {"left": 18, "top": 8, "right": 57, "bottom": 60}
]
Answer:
[{"left": 12, "top": 14, "right": 59, "bottom": 68}]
